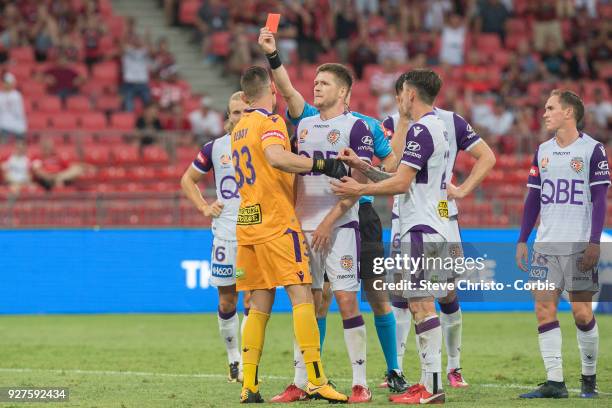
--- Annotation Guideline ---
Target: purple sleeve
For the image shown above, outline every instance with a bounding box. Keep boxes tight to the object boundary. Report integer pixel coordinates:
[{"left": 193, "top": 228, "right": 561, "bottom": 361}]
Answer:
[
  {"left": 453, "top": 113, "right": 481, "bottom": 151},
  {"left": 589, "top": 143, "right": 611, "bottom": 186},
  {"left": 518, "top": 187, "right": 541, "bottom": 242},
  {"left": 382, "top": 116, "right": 394, "bottom": 140},
  {"left": 349, "top": 119, "right": 374, "bottom": 162},
  {"left": 527, "top": 147, "right": 541, "bottom": 188},
  {"left": 192, "top": 140, "right": 214, "bottom": 173},
  {"left": 400, "top": 124, "right": 434, "bottom": 170},
  {"left": 590, "top": 184, "right": 608, "bottom": 244}
]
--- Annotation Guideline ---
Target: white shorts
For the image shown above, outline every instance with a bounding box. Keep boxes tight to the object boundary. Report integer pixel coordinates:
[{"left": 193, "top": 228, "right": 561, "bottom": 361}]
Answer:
[
  {"left": 399, "top": 230, "right": 449, "bottom": 299},
  {"left": 305, "top": 225, "right": 360, "bottom": 292},
  {"left": 209, "top": 237, "right": 238, "bottom": 287},
  {"left": 530, "top": 250, "right": 599, "bottom": 293}
]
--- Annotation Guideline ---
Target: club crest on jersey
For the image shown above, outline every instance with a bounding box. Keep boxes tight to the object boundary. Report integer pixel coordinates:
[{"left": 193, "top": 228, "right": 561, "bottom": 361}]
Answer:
[
  {"left": 219, "top": 154, "right": 231, "bottom": 167},
  {"left": 540, "top": 157, "right": 549, "bottom": 172},
  {"left": 299, "top": 128, "right": 308, "bottom": 144},
  {"left": 327, "top": 129, "right": 341, "bottom": 145},
  {"left": 529, "top": 166, "right": 539, "bottom": 177},
  {"left": 340, "top": 255, "right": 354, "bottom": 271},
  {"left": 570, "top": 157, "right": 584, "bottom": 173}
]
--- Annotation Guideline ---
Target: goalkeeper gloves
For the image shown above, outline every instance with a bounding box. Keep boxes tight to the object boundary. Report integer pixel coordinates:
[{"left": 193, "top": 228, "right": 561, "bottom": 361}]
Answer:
[{"left": 311, "top": 153, "right": 347, "bottom": 179}]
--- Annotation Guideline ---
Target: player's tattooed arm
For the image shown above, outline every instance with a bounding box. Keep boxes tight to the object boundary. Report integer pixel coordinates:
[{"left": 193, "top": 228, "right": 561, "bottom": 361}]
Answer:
[{"left": 338, "top": 147, "right": 394, "bottom": 182}]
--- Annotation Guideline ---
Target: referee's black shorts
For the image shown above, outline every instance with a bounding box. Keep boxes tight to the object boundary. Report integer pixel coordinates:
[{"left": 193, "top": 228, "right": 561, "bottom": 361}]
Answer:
[{"left": 358, "top": 202, "right": 385, "bottom": 280}]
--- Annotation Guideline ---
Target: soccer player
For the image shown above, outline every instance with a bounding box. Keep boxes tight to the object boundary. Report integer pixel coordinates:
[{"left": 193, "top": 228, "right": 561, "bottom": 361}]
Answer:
[
  {"left": 180, "top": 91, "right": 250, "bottom": 383},
  {"left": 288, "top": 63, "right": 374, "bottom": 403},
  {"left": 258, "top": 27, "right": 409, "bottom": 396},
  {"left": 331, "top": 69, "right": 450, "bottom": 404},
  {"left": 516, "top": 90, "right": 608, "bottom": 399},
  {"left": 382, "top": 74, "right": 496, "bottom": 387},
  {"left": 232, "top": 66, "right": 348, "bottom": 403}
]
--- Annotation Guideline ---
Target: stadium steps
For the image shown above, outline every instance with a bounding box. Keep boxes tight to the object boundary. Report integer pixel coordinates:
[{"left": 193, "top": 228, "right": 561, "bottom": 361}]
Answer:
[{"left": 110, "top": 0, "right": 236, "bottom": 111}]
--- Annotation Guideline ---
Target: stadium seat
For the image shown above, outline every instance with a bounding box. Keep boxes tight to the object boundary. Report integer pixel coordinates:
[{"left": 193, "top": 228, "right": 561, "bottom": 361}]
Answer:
[
  {"left": 110, "top": 112, "right": 136, "bottom": 131},
  {"left": 92, "top": 61, "right": 119, "bottom": 86},
  {"left": 129, "top": 166, "right": 156, "bottom": 180},
  {"left": 66, "top": 95, "right": 92, "bottom": 113},
  {"left": 179, "top": 0, "right": 200, "bottom": 25},
  {"left": 20, "top": 81, "right": 47, "bottom": 97},
  {"left": 158, "top": 164, "right": 185, "bottom": 181},
  {"left": 210, "top": 31, "right": 231, "bottom": 57},
  {"left": 99, "top": 166, "right": 128, "bottom": 182},
  {"left": 55, "top": 146, "right": 78, "bottom": 162},
  {"left": 142, "top": 146, "right": 169, "bottom": 165},
  {"left": 107, "top": 15, "right": 126, "bottom": 39},
  {"left": 50, "top": 113, "right": 78, "bottom": 130},
  {"left": 476, "top": 34, "right": 502, "bottom": 54},
  {"left": 112, "top": 145, "right": 140, "bottom": 165},
  {"left": 96, "top": 95, "right": 122, "bottom": 112},
  {"left": 35, "top": 96, "right": 63, "bottom": 113},
  {"left": 79, "top": 113, "right": 107, "bottom": 131},
  {"left": 83, "top": 146, "right": 111, "bottom": 165},
  {"left": 28, "top": 113, "right": 50, "bottom": 131},
  {"left": 10, "top": 47, "right": 34, "bottom": 63}
]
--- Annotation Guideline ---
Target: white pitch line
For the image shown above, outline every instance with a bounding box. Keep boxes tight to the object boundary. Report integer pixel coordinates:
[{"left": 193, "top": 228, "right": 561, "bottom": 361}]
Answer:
[{"left": 0, "top": 368, "right": 608, "bottom": 396}]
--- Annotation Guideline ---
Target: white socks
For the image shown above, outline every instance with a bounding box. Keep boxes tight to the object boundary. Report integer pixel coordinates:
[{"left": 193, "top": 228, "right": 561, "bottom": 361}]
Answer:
[
  {"left": 343, "top": 315, "right": 368, "bottom": 387},
  {"left": 415, "top": 315, "right": 442, "bottom": 394},
  {"left": 576, "top": 317, "right": 598, "bottom": 376},
  {"left": 218, "top": 308, "right": 241, "bottom": 364},
  {"left": 439, "top": 299, "right": 462, "bottom": 372},
  {"left": 392, "top": 304, "right": 412, "bottom": 372},
  {"left": 292, "top": 338, "right": 308, "bottom": 388},
  {"left": 538, "top": 320, "right": 563, "bottom": 382}
]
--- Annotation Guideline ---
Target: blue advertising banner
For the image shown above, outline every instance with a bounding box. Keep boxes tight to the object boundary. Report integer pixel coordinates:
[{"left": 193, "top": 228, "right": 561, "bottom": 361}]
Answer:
[{"left": 1, "top": 229, "right": 611, "bottom": 314}]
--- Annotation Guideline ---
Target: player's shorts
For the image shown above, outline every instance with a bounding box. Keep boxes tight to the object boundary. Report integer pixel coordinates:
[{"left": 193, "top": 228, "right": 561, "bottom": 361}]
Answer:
[
  {"left": 235, "top": 231, "right": 311, "bottom": 291},
  {"left": 399, "top": 230, "right": 450, "bottom": 299},
  {"left": 446, "top": 216, "right": 464, "bottom": 281},
  {"left": 209, "top": 237, "right": 238, "bottom": 287},
  {"left": 359, "top": 202, "right": 385, "bottom": 280},
  {"left": 304, "top": 224, "right": 360, "bottom": 292},
  {"left": 529, "top": 250, "right": 599, "bottom": 293}
]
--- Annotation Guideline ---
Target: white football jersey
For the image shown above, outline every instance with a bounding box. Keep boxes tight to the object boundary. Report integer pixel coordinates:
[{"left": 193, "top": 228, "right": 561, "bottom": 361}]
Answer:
[
  {"left": 295, "top": 112, "right": 374, "bottom": 230},
  {"left": 397, "top": 112, "right": 451, "bottom": 240},
  {"left": 382, "top": 113, "right": 406, "bottom": 223},
  {"left": 192, "top": 134, "right": 240, "bottom": 240},
  {"left": 527, "top": 132, "right": 611, "bottom": 255}
]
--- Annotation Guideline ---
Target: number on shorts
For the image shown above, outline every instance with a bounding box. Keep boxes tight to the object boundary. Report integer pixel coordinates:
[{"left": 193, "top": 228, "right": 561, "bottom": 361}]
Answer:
[{"left": 214, "top": 246, "right": 226, "bottom": 262}]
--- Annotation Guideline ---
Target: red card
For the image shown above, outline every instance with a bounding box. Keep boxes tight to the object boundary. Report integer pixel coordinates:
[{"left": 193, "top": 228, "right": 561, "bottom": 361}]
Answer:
[{"left": 265, "top": 13, "right": 281, "bottom": 33}]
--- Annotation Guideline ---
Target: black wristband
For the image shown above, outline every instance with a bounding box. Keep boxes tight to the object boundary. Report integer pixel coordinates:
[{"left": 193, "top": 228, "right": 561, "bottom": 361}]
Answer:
[
  {"left": 311, "top": 158, "right": 325, "bottom": 173},
  {"left": 265, "top": 50, "right": 282, "bottom": 70}
]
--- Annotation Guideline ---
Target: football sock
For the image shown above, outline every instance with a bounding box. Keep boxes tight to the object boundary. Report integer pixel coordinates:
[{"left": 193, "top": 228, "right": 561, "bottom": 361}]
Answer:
[
  {"left": 241, "top": 309, "right": 269, "bottom": 392},
  {"left": 538, "top": 320, "right": 563, "bottom": 382},
  {"left": 415, "top": 316, "right": 443, "bottom": 394},
  {"left": 576, "top": 317, "right": 598, "bottom": 376},
  {"left": 392, "top": 301, "right": 412, "bottom": 372},
  {"left": 343, "top": 315, "right": 368, "bottom": 387},
  {"left": 218, "top": 307, "right": 241, "bottom": 364},
  {"left": 293, "top": 303, "right": 327, "bottom": 386},
  {"left": 374, "top": 311, "right": 399, "bottom": 372},
  {"left": 317, "top": 317, "right": 327, "bottom": 351},
  {"left": 293, "top": 338, "right": 308, "bottom": 388},
  {"left": 439, "top": 298, "right": 462, "bottom": 372}
]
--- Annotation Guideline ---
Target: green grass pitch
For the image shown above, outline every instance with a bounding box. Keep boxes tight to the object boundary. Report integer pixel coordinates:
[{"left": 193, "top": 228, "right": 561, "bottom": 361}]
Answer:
[{"left": 0, "top": 312, "right": 609, "bottom": 407}]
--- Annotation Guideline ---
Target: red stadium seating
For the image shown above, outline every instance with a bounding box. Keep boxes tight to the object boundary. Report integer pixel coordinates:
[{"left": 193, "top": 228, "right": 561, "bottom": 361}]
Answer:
[
  {"left": 66, "top": 96, "right": 92, "bottom": 113},
  {"left": 179, "top": 0, "right": 200, "bottom": 24},
  {"left": 96, "top": 95, "right": 122, "bottom": 112},
  {"left": 50, "top": 113, "right": 78, "bottom": 130},
  {"left": 19, "top": 81, "right": 47, "bottom": 97},
  {"left": 113, "top": 145, "right": 140, "bottom": 165},
  {"left": 83, "top": 146, "right": 111, "bottom": 165},
  {"left": 210, "top": 31, "right": 231, "bottom": 57},
  {"left": 142, "top": 146, "right": 169, "bottom": 165},
  {"left": 79, "top": 113, "right": 107, "bottom": 130},
  {"left": 35, "top": 96, "right": 63, "bottom": 113},
  {"left": 92, "top": 61, "right": 119, "bottom": 86},
  {"left": 10, "top": 47, "right": 34, "bottom": 63},
  {"left": 110, "top": 112, "right": 136, "bottom": 130}
]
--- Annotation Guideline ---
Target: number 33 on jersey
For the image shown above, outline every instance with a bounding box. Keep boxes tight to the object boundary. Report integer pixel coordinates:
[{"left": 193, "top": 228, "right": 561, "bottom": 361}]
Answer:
[{"left": 230, "top": 108, "right": 302, "bottom": 245}]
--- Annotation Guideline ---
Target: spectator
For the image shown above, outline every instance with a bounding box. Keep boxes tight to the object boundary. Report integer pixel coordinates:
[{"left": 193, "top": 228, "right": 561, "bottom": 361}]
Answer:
[
  {"left": 376, "top": 24, "right": 407, "bottom": 65},
  {"left": 0, "top": 73, "right": 27, "bottom": 140},
  {"left": 370, "top": 58, "right": 402, "bottom": 96},
  {"left": 30, "top": 4, "right": 59, "bottom": 62},
  {"left": 135, "top": 103, "right": 162, "bottom": 147},
  {"left": 587, "top": 89, "right": 612, "bottom": 129},
  {"left": 355, "top": 0, "right": 379, "bottom": 16},
  {"left": 333, "top": 0, "right": 359, "bottom": 63},
  {"left": 80, "top": 11, "right": 107, "bottom": 67},
  {"left": 378, "top": 93, "right": 397, "bottom": 120},
  {"left": 188, "top": 96, "right": 222, "bottom": 145},
  {"left": 42, "top": 53, "right": 85, "bottom": 100},
  {"left": 424, "top": 0, "right": 452, "bottom": 32},
  {"left": 50, "top": 32, "right": 82, "bottom": 62},
  {"left": 1, "top": 139, "right": 32, "bottom": 193},
  {"left": 349, "top": 31, "right": 378, "bottom": 79},
  {"left": 462, "top": 50, "right": 493, "bottom": 92},
  {"left": 163, "top": 104, "right": 193, "bottom": 147},
  {"left": 567, "top": 44, "right": 595, "bottom": 80},
  {"left": 121, "top": 29, "right": 152, "bottom": 112},
  {"left": 151, "top": 37, "right": 175, "bottom": 79},
  {"left": 469, "top": 92, "right": 494, "bottom": 129},
  {"left": 476, "top": 0, "right": 510, "bottom": 42},
  {"left": 227, "top": 24, "right": 255, "bottom": 77},
  {"left": 541, "top": 36, "right": 565, "bottom": 77},
  {"left": 530, "top": 1, "right": 564, "bottom": 51},
  {"left": 31, "top": 138, "right": 84, "bottom": 191},
  {"left": 516, "top": 40, "right": 540, "bottom": 81},
  {"left": 150, "top": 65, "right": 190, "bottom": 111},
  {"left": 293, "top": 0, "right": 322, "bottom": 64},
  {"left": 439, "top": 13, "right": 467, "bottom": 66},
  {"left": 0, "top": 4, "right": 26, "bottom": 51},
  {"left": 193, "top": 0, "right": 229, "bottom": 61},
  {"left": 479, "top": 99, "right": 515, "bottom": 136},
  {"left": 275, "top": 5, "right": 298, "bottom": 65}
]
